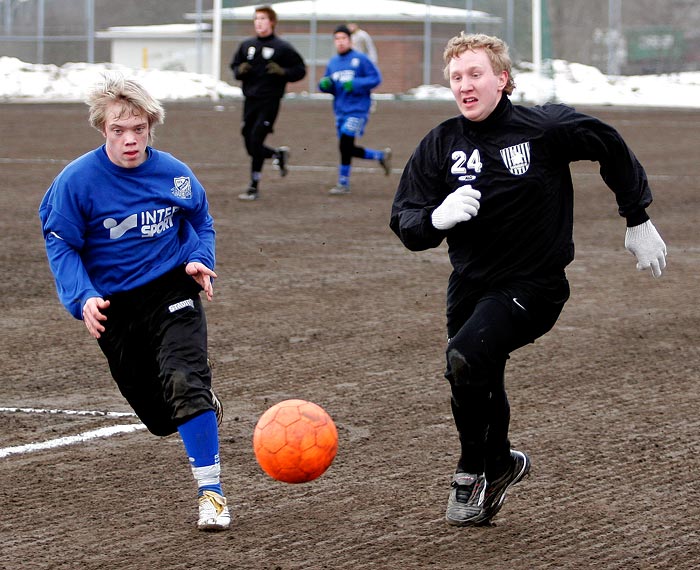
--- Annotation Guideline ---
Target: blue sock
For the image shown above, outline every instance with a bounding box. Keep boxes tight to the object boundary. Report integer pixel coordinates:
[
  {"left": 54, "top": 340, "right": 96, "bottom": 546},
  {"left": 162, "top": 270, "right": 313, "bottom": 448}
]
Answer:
[
  {"left": 339, "top": 164, "right": 351, "bottom": 186},
  {"left": 178, "top": 410, "right": 223, "bottom": 496},
  {"left": 363, "top": 148, "right": 382, "bottom": 160}
]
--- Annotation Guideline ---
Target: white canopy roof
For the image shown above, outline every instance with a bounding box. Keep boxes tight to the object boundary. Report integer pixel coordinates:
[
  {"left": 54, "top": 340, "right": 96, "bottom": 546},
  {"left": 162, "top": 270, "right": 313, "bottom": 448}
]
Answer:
[
  {"left": 97, "top": 23, "right": 211, "bottom": 39},
  {"left": 187, "top": 0, "right": 501, "bottom": 25}
]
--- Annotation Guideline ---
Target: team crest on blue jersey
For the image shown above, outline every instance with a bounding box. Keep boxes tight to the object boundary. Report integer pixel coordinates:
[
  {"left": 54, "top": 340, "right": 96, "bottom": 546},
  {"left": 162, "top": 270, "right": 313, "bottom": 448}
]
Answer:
[
  {"left": 172, "top": 176, "right": 192, "bottom": 199},
  {"left": 500, "top": 142, "right": 530, "bottom": 176}
]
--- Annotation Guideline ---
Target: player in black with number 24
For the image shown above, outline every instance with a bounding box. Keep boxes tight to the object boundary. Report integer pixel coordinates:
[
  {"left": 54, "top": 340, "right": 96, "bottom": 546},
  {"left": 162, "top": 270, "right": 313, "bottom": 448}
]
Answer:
[{"left": 390, "top": 33, "right": 667, "bottom": 527}]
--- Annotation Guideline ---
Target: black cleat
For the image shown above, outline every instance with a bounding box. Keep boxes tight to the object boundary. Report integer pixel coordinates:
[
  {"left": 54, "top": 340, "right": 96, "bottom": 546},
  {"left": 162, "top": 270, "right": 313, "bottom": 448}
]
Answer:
[
  {"left": 479, "top": 450, "right": 531, "bottom": 524},
  {"left": 379, "top": 147, "right": 392, "bottom": 176},
  {"left": 328, "top": 184, "right": 351, "bottom": 195},
  {"left": 445, "top": 472, "right": 487, "bottom": 526},
  {"left": 238, "top": 185, "right": 259, "bottom": 201},
  {"left": 275, "top": 146, "right": 289, "bottom": 177}
]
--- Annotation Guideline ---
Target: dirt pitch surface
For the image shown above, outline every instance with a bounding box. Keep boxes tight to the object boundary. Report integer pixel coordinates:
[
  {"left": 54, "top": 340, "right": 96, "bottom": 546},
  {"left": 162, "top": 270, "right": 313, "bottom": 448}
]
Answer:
[{"left": 1, "top": 99, "right": 699, "bottom": 570}]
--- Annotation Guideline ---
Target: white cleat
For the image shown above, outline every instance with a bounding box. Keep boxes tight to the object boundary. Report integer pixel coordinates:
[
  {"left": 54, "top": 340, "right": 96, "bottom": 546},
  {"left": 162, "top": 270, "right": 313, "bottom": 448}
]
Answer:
[{"left": 197, "top": 490, "right": 231, "bottom": 531}]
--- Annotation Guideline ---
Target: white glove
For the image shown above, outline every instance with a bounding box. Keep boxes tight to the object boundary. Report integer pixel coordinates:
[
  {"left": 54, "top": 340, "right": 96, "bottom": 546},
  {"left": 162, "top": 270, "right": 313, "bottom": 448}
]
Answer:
[
  {"left": 431, "top": 185, "right": 482, "bottom": 230},
  {"left": 624, "top": 220, "right": 667, "bottom": 278}
]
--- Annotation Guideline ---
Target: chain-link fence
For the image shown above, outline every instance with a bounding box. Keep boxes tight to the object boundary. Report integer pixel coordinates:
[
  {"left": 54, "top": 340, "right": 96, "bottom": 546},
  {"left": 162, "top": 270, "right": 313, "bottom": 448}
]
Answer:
[
  {"left": 435, "top": 1, "right": 699, "bottom": 74},
  {"left": 1, "top": 0, "right": 97, "bottom": 65},
  {"left": 2, "top": 0, "right": 699, "bottom": 94}
]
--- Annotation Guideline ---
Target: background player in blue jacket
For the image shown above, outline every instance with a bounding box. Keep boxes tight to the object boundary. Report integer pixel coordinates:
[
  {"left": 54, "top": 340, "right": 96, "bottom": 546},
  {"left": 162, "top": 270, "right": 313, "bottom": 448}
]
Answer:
[
  {"left": 230, "top": 5, "right": 306, "bottom": 201},
  {"left": 39, "top": 76, "right": 230, "bottom": 532},
  {"left": 390, "top": 33, "right": 667, "bottom": 528},
  {"left": 319, "top": 24, "right": 391, "bottom": 195}
]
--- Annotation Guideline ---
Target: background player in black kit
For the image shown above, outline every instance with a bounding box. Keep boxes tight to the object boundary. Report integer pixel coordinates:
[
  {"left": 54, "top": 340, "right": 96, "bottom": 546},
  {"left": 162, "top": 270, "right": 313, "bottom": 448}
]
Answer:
[
  {"left": 390, "top": 33, "right": 667, "bottom": 527},
  {"left": 230, "top": 5, "right": 306, "bottom": 201}
]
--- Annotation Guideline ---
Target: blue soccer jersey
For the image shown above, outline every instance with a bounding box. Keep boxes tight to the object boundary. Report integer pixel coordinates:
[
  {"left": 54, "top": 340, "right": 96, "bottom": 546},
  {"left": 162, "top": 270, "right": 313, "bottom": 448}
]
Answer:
[
  {"left": 39, "top": 146, "right": 215, "bottom": 319},
  {"left": 319, "top": 49, "right": 381, "bottom": 120}
]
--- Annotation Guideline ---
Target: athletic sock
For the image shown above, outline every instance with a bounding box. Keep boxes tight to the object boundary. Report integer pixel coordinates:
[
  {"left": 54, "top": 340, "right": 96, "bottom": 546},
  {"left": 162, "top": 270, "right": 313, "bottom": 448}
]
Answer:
[
  {"left": 339, "top": 164, "right": 351, "bottom": 187},
  {"left": 363, "top": 148, "right": 382, "bottom": 161},
  {"left": 178, "top": 410, "right": 223, "bottom": 496}
]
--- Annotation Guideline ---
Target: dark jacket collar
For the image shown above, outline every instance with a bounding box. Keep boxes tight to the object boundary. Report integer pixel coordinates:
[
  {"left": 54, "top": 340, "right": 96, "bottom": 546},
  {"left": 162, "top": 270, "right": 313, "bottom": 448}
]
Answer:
[{"left": 461, "top": 92, "right": 511, "bottom": 132}]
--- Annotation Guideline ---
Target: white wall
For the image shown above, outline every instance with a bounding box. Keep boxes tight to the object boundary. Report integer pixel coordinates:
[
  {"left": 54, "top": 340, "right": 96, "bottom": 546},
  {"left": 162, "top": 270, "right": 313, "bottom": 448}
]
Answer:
[{"left": 111, "top": 38, "right": 212, "bottom": 74}]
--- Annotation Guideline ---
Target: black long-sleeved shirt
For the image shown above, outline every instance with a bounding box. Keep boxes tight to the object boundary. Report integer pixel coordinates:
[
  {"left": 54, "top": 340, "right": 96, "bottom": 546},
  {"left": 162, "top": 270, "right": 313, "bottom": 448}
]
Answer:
[
  {"left": 390, "top": 94, "right": 652, "bottom": 287},
  {"left": 230, "top": 34, "right": 306, "bottom": 99}
]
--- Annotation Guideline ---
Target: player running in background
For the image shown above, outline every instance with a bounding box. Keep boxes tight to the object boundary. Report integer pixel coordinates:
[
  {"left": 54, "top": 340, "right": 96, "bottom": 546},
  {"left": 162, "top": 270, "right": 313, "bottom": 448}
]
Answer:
[
  {"left": 39, "top": 75, "right": 230, "bottom": 532},
  {"left": 230, "top": 5, "right": 306, "bottom": 201},
  {"left": 348, "top": 22, "right": 378, "bottom": 64},
  {"left": 319, "top": 24, "right": 391, "bottom": 195},
  {"left": 390, "top": 32, "right": 667, "bottom": 527}
]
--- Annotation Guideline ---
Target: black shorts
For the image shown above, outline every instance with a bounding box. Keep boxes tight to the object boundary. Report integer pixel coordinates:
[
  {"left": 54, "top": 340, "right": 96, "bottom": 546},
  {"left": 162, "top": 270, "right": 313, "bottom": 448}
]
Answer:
[
  {"left": 97, "top": 266, "right": 215, "bottom": 436},
  {"left": 445, "top": 272, "right": 570, "bottom": 385},
  {"left": 446, "top": 272, "right": 570, "bottom": 343},
  {"left": 242, "top": 96, "right": 281, "bottom": 139}
]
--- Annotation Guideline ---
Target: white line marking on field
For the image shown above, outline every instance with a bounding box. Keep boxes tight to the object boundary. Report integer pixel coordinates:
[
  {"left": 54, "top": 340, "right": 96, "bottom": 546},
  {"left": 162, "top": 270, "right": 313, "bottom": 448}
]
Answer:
[
  {"left": 0, "top": 407, "right": 145, "bottom": 459},
  {"left": 0, "top": 406, "right": 137, "bottom": 418},
  {"left": 0, "top": 423, "right": 147, "bottom": 459},
  {"left": 0, "top": 157, "right": 402, "bottom": 175},
  {"left": 0, "top": 157, "right": 70, "bottom": 165}
]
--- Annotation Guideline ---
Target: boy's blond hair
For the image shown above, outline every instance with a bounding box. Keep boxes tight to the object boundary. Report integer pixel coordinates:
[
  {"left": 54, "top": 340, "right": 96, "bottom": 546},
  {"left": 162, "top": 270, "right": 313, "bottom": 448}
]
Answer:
[
  {"left": 443, "top": 32, "right": 516, "bottom": 95},
  {"left": 86, "top": 74, "right": 165, "bottom": 144}
]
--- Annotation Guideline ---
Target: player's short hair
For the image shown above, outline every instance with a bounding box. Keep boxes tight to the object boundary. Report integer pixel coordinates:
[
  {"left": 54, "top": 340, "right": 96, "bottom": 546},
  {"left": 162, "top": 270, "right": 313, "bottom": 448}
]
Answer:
[
  {"left": 255, "top": 5, "right": 278, "bottom": 27},
  {"left": 334, "top": 24, "right": 352, "bottom": 37},
  {"left": 86, "top": 74, "right": 165, "bottom": 143},
  {"left": 443, "top": 32, "right": 516, "bottom": 95}
]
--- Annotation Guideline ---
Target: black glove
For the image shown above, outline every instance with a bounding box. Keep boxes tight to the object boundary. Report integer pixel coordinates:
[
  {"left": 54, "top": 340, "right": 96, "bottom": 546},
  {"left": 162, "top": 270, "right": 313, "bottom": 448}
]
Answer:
[
  {"left": 266, "top": 61, "right": 286, "bottom": 76},
  {"left": 237, "top": 62, "right": 252, "bottom": 75}
]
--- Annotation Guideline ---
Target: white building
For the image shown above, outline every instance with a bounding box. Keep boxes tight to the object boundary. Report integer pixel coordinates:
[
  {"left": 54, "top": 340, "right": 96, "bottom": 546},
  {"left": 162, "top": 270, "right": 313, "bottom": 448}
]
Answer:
[{"left": 97, "top": 0, "right": 501, "bottom": 92}]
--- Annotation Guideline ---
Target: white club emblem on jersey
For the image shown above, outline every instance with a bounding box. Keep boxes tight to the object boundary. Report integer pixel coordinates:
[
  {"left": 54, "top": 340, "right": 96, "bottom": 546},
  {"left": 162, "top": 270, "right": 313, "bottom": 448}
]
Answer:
[
  {"left": 262, "top": 46, "right": 275, "bottom": 59},
  {"left": 500, "top": 142, "right": 531, "bottom": 176},
  {"left": 172, "top": 176, "right": 192, "bottom": 199}
]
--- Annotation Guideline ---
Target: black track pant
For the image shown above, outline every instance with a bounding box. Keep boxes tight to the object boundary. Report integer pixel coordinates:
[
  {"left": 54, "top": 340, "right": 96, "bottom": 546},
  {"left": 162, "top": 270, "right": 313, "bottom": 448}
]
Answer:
[
  {"left": 444, "top": 272, "right": 570, "bottom": 478},
  {"left": 339, "top": 134, "right": 366, "bottom": 166},
  {"left": 241, "top": 96, "right": 281, "bottom": 173},
  {"left": 97, "top": 266, "right": 215, "bottom": 436}
]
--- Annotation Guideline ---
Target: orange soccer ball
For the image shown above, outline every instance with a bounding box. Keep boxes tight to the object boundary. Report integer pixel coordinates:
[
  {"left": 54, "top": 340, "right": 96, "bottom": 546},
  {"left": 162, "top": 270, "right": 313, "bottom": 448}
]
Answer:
[{"left": 253, "top": 399, "right": 338, "bottom": 484}]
